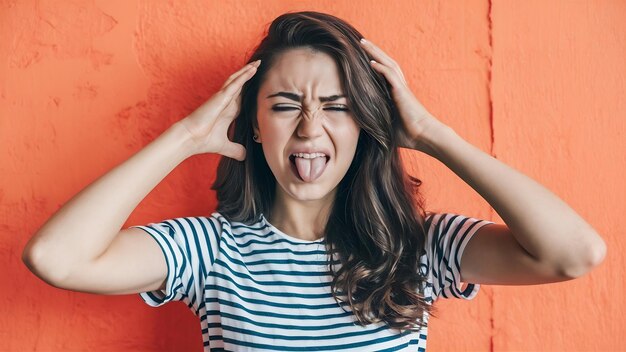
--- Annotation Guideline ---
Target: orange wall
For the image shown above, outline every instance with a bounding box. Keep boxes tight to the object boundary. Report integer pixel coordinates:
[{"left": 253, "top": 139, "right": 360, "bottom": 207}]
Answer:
[{"left": 2, "top": 1, "right": 623, "bottom": 351}]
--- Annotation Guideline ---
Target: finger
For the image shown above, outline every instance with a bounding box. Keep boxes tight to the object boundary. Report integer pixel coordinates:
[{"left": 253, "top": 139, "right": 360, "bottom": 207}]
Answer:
[
  {"left": 223, "top": 62, "right": 259, "bottom": 96},
  {"left": 222, "top": 63, "right": 255, "bottom": 89},
  {"left": 359, "top": 39, "right": 398, "bottom": 70},
  {"left": 370, "top": 60, "right": 405, "bottom": 92},
  {"left": 223, "top": 86, "right": 244, "bottom": 118},
  {"left": 222, "top": 60, "right": 261, "bottom": 89},
  {"left": 360, "top": 39, "right": 407, "bottom": 83},
  {"left": 222, "top": 66, "right": 252, "bottom": 89},
  {"left": 232, "top": 88, "right": 243, "bottom": 115},
  {"left": 220, "top": 71, "right": 251, "bottom": 122},
  {"left": 214, "top": 63, "right": 258, "bottom": 113}
]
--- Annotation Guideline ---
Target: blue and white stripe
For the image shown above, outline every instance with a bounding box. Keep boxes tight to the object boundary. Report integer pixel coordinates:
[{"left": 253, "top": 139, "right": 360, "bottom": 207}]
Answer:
[{"left": 131, "top": 211, "right": 493, "bottom": 351}]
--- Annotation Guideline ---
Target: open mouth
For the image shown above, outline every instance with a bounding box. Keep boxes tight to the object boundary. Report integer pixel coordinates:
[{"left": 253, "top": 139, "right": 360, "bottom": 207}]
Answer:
[{"left": 289, "top": 155, "right": 330, "bottom": 182}]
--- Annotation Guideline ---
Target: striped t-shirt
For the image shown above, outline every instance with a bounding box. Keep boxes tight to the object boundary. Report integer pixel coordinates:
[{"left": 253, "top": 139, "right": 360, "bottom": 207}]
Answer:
[{"left": 130, "top": 211, "right": 494, "bottom": 351}]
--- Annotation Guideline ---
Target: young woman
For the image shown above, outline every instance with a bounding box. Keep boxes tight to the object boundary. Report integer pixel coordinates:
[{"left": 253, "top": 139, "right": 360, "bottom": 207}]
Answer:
[{"left": 22, "top": 11, "right": 606, "bottom": 351}]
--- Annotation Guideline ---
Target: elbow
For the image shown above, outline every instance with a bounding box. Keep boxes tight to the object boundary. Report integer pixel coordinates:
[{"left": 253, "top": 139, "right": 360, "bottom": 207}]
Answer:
[
  {"left": 21, "top": 240, "right": 41, "bottom": 273},
  {"left": 589, "top": 236, "right": 607, "bottom": 268},
  {"left": 22, "top": 243, "right": 47, "bottom": 280},
  {"left": 22, "top": 242, "right": 70, "bottom": 287},
  {"left": 560, "top": 234, "right": 607, "bottom": 279}
]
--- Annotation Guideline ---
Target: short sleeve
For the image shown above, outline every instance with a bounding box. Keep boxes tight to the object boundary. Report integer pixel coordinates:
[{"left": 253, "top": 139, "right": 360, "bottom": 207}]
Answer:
[
  {"left": 129, "top": 214, "right": 222, "bottom": 316},
  {"left": 424, "top": 212, "right": 495, "bottom": 301}
]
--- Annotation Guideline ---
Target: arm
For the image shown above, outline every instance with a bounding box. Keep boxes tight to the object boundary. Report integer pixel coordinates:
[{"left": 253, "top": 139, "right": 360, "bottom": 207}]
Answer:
[
  {"left": 22, "top": 59, "right": 259, "bottom": 293},
  {"left": 423, "top": 122, "right": 607, "bottom": 281},
  {"left": 22, "top": 122, "right": 195, "bottom": 284},
  {"left": 359, "top": 37, "right": 606, "bottom": 284}
]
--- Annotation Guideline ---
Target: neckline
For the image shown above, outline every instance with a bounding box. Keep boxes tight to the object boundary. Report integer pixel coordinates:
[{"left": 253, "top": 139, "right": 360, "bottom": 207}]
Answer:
[{"left": 260, "top": 213, "right": 326, "bottom": 244}]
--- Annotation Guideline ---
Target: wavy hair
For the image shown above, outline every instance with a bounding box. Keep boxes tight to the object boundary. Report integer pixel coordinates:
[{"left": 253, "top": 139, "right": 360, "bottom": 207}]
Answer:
[{"left": 212, "top": 10, "right": 438, "bottom": 332}]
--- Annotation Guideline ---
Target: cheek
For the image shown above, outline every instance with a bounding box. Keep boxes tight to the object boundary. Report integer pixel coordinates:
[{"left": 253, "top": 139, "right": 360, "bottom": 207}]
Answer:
[
  {"left": 328, "top": 120, "right": 361, "bottom": 167},
  {"left": 259, "top": 122, "right": 290, "bottom": 165},
  {"left": 330, "top": 117, "right": 361, "bottom": 142},
  {"left": 259, "top": 114, "right": 286, "bottom": 141}
]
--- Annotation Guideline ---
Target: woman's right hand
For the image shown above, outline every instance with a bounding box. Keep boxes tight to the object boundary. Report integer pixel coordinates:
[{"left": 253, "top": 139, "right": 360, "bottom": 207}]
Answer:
[{"left": 176, "top": 59, "right": 261, "bottom": 160}]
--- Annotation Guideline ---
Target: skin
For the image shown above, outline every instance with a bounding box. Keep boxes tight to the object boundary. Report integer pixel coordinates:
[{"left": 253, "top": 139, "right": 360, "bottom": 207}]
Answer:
[
  {"left": 253, "top": 48, "right": 361, "bottom": 241},
  {"left": 358, "top": 37, "right": 606, "bottom": 282},
  {"left": 246, "top": 37, "right": 605, "bottom": 282}
]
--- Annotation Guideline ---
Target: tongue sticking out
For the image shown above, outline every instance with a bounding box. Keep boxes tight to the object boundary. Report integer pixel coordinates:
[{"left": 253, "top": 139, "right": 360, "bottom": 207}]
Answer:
[{"left": 294, "top": 157, "right": 327, "bottom": 182}]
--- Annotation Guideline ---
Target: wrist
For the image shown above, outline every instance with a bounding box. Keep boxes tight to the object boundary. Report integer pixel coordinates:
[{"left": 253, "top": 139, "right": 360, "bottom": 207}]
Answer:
[
  {"left": 165, "top": 122, "right": 198, "bottom": 160},
  {"left": 415, "top": 118, "right": 458, "bottom": 159}
]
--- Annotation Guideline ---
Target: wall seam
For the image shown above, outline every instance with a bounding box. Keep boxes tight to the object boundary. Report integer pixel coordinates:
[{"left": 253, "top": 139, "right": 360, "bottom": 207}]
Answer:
[{"left": 486, "top": 0, "right": 496, "bottom": 351}]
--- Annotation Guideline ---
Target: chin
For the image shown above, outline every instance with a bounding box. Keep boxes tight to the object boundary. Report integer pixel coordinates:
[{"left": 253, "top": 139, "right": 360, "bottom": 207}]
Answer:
[{"left": 285, "top": 184, "right": 332, "bottom": 201}]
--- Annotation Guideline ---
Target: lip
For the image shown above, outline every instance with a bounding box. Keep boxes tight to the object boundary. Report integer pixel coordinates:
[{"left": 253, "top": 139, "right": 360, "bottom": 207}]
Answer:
[{"left": 287, "top": 146, "right": 332, "bottom": 160}]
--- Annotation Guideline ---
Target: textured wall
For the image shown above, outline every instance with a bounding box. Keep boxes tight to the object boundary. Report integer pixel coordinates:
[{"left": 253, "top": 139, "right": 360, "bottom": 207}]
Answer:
[
  {"left": 489, "top": 1, "right": 625, "bottom": 351},
  {"left": 2, "top": 0, "right": 623, "bottom": 351}
]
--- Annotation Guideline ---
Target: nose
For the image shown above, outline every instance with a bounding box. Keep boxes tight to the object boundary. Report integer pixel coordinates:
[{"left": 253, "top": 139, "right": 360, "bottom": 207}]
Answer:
[{"left": 296, "top": 106, "right": 325, "bottom": 139}]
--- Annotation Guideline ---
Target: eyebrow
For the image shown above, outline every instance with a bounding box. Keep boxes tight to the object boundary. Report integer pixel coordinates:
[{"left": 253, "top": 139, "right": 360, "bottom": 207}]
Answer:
[{"left": 265, "top": 92, "right": 346, "bottom": 103}]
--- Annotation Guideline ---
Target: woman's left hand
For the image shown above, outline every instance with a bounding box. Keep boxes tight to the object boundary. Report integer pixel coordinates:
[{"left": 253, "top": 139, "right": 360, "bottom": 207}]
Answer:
[{"left": 359, "top": 38, "right": 450, "bottom": 156}]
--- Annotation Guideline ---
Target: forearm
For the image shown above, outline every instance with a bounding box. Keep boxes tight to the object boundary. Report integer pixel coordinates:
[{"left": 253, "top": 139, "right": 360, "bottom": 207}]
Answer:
[
  {"left": 23, "top": 122, "right": 195, "bottom": 278},
  {"left": 422, "top": 122, "right": 606, "bottom": 271}
]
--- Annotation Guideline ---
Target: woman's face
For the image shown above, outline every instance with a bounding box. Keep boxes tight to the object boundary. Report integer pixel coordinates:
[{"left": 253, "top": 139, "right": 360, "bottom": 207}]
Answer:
[{"left": 254, "top": 48, "right": 361, "bottom": 201}]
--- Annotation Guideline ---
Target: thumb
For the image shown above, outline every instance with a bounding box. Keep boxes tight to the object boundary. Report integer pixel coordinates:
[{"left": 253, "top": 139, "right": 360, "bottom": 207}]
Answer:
[{"left": 223, "top": 142, "right": 247, "bottom": 161}]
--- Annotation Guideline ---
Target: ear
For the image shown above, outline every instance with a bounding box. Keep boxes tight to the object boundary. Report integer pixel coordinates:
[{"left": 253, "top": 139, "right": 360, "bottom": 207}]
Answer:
[{"left": 253, "top": 125, "right": 262, "bottom": 143}]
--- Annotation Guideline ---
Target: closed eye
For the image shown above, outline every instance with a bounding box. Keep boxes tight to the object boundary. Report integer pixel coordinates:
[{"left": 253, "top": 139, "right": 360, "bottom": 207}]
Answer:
[
  {"left": 271, "top": 106, "right": 298, "bottom": 111},
  {"left": 271, "top": 105, "right": 350, "bottom": 112}
]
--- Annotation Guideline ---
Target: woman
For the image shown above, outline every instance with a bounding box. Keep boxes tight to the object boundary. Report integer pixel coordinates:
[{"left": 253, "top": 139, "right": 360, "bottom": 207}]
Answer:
[{"left": 22, "top": 11, "right": 606, "bottom": 351}]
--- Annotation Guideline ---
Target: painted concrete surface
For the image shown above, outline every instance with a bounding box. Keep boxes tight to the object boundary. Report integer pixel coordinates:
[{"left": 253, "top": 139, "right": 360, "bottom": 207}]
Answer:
[
  {"left": 2, "top": 0, "right": 623, "bottom": 351},
  {"left": 489, "top": 2, "right": 625, "bottom": 351}
]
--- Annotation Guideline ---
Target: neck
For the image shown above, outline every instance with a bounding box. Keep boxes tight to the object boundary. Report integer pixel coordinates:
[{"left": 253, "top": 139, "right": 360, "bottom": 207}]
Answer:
[{"left": 268, "top": 188, "right": 336, "bottom": 241}]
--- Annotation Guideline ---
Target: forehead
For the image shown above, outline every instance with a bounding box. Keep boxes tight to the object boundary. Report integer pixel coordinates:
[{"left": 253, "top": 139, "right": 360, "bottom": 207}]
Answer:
[{"left": 260, "top": 48, "right": 344, "bottom": 98}]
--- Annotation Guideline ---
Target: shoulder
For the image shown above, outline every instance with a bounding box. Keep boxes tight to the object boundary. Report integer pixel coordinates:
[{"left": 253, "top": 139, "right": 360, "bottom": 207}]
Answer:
[
  {"left": 171, "top": 212, "right": 227, "bottom": 236},
  {"left": 420, "top": 211, "right": 494, "bottom": 266},
  {"left": 420, "top": 211, "right": 493, "bottom": 300},
  {"left": 205, "top": 211, "right": 273, "bottom": 245},
  {"left": 209, "top": 211, "right": 265, "bottom": 233},
  {"left": 139, "top": 213, "right": 228, "bottom": 250},
  {"left": 423, "top": 211, "right": 491, "bottom": 233}
]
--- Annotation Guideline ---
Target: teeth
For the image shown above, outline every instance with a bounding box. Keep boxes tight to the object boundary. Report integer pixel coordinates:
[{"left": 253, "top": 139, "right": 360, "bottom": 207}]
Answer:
[{"left": 291, "top": 152, "right": 326, "bottom": 159}]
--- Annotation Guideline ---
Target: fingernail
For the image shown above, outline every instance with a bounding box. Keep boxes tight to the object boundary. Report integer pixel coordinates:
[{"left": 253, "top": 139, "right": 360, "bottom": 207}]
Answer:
[{"left": 360, "top": 38, "right": 366, "bottom": 44}]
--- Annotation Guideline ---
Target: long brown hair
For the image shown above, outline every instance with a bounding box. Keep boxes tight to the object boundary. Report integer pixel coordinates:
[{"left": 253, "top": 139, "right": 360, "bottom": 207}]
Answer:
[{"left": 212, "top": 10, "right": 437, "bottom": 332}]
